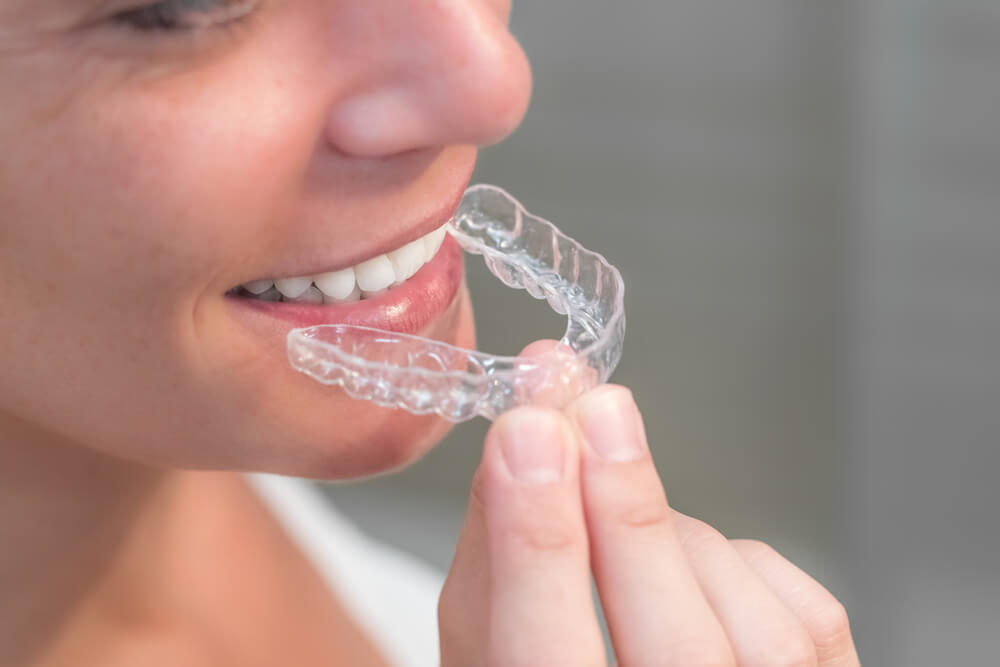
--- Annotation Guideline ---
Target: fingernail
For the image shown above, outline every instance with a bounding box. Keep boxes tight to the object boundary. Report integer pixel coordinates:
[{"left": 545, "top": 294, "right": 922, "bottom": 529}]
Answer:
[
  {"left": 498, "top": 409, "right": 567, "bottom": 484},
  {"left": 575, "top": 387, "right": 648, "bottom": 462}
]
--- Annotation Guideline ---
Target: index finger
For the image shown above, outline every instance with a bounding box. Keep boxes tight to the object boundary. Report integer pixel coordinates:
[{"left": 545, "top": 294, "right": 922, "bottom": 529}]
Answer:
[{"left": 481, "top": 407, "right": 606, "bottom": 666}]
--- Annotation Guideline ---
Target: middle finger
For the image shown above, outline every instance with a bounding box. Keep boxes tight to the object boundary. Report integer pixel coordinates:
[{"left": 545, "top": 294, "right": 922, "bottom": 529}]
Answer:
[
  {"left": 566, "top": 386, "right": 734, "bottom": 666},
  {"left": 673, "top": 512, "right": 819, "bottom": 667}
]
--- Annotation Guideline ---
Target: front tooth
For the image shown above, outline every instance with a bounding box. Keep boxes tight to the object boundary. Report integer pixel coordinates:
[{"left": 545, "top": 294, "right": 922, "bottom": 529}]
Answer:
[
  {"left": 274, "top": 276, "right": 313, "bottom": 299},
  {"left": 323, "top": 285, "right": 360, "bottom": 304},
  {"left": 423, "top": 226, "right": 447, "bottom": 261},
  {"left": 288, "top": 285, "right": 324, "bottom": 304},
  {"left": 313, "top": 267, "right": 356, "bottom": 300},
  {"left": 353, "top": 255, "right": 396, "bottom": 293},
  {"left": 387, "top": 238, "right": 426, "bottom": 284},
  {"left": 244, "top": 279, "right": 274, "bottom": 295}
]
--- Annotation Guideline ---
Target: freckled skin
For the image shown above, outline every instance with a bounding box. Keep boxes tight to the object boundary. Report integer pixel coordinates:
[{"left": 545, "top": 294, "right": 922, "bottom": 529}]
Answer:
[
  {"left": 0, "top": 3, "right": 532, "bottom": 664},
  {"left": 0, "top": 0, "right": 530, "bottom": 478}
]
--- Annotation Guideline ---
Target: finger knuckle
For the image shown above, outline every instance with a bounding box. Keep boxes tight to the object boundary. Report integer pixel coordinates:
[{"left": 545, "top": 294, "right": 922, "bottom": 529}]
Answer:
[
  {"left": 731, "top": 538, "right": 779, "bottom": 565},
  {"left": 806, "top": 597, "right": 853, "bottom": 659},
  {"left": 511, "top": 514, "right": 582, "bottom": 555},
  {"left": 678, "top": 518, "right": 728, "bottom": 556},
  {"left": 614, "top": 497, "right": 672, "bottom": 531}
]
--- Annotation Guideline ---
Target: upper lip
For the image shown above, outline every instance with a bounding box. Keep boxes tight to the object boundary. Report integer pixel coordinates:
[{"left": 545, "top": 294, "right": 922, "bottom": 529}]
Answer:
[{"left": 238, "top": 175, "right": 470, "bottom": 286}]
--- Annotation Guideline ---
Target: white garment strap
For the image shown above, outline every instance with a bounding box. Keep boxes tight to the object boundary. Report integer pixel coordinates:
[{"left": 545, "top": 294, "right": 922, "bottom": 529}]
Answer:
[{"left": 246, "top": 473, "right": 445, "bottom": 667}]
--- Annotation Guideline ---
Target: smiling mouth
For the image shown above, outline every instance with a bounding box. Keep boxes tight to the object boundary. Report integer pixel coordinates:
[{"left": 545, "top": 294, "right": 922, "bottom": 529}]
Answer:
[
  {"left": 228, "top": 223, "right": 449, "bottom": 305},
  {"left": 226, "top": 228, "right": 465, "bottom": 337}
]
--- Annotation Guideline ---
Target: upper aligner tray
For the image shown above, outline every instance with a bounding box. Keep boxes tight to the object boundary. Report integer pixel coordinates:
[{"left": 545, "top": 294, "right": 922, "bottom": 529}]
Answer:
[{"left": 287, "top": 184, "right": 626, "bottom": 422}]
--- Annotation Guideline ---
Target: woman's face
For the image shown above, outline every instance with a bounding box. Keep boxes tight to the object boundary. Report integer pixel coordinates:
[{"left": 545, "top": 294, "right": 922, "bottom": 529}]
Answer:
[{"left": 0, "top": 0, "right": 531, "bottom": 478}]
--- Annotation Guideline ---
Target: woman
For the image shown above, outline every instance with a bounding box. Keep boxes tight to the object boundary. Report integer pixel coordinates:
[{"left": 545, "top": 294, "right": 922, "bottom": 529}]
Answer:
[{"left": 0, "top": 0, "right": 860, "bottom": 665}]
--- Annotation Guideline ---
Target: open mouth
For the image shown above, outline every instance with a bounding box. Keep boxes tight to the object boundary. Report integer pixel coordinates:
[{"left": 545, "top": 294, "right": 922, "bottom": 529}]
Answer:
[
  {"left": 228, "top": 223, "right": 449, "bottom": 304},
  {"left": 225, "top": 228, "right": 465, "bottom": 337},
  {"left": 224, "top": 173, "right": 473, "bottom": 342},
  {"left": 284, "top": 184, "right": 627, "bottom": 422}
]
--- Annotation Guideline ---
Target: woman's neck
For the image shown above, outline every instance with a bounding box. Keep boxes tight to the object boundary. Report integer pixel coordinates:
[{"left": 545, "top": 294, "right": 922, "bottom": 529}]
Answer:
[
  {"left": 1, "top": 416, "right": 390, "bottom": 667},
  {"left": 0, "top": 413, "right": 169, "bottom": 665}
]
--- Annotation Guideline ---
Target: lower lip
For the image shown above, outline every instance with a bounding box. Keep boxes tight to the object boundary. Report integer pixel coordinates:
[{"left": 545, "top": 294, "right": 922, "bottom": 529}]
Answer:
[{"left": 227, "top": 234, "right": 464, "bottom": 334}]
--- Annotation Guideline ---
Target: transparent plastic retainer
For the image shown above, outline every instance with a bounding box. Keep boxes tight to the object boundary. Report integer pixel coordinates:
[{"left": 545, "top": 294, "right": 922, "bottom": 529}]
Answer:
[{"left": 286, "top": 185, "right": 626, "bottom": 422}]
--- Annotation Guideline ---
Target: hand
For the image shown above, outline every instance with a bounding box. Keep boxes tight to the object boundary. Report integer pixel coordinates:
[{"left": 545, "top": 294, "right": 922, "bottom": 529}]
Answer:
[{"left": 439, "top": 385, "right": 860, "bottom": 666}]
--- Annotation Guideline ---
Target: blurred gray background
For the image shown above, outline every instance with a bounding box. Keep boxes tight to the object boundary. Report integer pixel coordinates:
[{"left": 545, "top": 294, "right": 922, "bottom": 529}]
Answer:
[{"left": 322, "top": 1, "right": 1000, "bottom": 664}]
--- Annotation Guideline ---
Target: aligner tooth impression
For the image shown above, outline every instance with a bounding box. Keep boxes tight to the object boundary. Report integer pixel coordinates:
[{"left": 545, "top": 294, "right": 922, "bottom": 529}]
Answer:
[{"left": 287, "top": 185, "right": 626, "bottom": 423}]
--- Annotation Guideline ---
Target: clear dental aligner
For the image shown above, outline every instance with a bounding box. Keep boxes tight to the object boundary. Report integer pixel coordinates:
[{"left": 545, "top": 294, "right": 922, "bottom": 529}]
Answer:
[{"left": 286, "top": 185, "right": 626, "bottom": 422}]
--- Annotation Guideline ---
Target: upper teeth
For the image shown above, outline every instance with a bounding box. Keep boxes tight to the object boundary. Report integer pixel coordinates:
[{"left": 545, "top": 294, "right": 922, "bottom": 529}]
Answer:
[{"left": 242, "top": 224, "right": 449, "bottom": 304}]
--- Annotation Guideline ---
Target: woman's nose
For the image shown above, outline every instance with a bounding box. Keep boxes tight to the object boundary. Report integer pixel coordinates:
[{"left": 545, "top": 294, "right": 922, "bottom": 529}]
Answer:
[{"left": 324, "top": 0, "right": 532, "bottom": 158}]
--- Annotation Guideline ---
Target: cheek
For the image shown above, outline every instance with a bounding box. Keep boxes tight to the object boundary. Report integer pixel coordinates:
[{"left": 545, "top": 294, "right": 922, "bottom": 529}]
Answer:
[
  {"left": 0, "top": 69, "right": 314, "bottom": 464},
  {"left": 0, "top": 47, "right": 475, "bottom": 477},
  {"left": 1, "top": 90, "right": 293, "bottom": 304}
]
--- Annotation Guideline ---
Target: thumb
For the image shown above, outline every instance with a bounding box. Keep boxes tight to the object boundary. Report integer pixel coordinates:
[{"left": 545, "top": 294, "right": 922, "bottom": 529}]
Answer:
[{"left": 438, "top": 458, "right": 491, "bottom": 664}]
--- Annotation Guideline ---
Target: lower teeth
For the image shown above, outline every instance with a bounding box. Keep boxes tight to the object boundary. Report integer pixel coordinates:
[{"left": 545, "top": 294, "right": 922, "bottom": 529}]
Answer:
[{"left": 234, "top": 284, "right": 387, "bottom": 304}]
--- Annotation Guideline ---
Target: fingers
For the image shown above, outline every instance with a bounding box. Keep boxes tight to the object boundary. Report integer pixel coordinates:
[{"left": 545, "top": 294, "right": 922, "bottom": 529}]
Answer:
[
  {"left": 518, "top": 339, "right": 562, "bottom": 357},
  {"left": 731, "top": 540, "right": 861, "bottom": 667},
  {"left": 672, "top": 513, "right": 819, "bottom": 667},
  {"left": 566, "top": 386, "right": 735, "bottom": 666},
  {"left": 484, "top": 408, "right": 605, "bottom": 665},
  {"left": 518, "top": 339, "right": 598, "bottom": 409},
  {"left": 438, "top": 465, "right": 490, "bottom": 661},
  {"left": 439, "top": 342, "right": 558, "bottom": 660},
  {"left": 441, "top": 374, "right": 858, "bottom": 667},
  {"left": 442, "top": 407, "right": 606, "bottom": 666},
  {"left": 440, "top": 341, "right": 563, "bottom": 642}
]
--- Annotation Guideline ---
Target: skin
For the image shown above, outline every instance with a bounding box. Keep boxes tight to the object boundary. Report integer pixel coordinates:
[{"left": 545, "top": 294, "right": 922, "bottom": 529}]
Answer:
[{"left": 0, "top": 1, "right": 859, "bottom": 665}]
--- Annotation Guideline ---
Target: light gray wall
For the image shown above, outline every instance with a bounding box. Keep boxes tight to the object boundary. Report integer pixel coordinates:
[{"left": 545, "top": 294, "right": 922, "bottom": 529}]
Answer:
[
  {"left": 844, "top": 1, "right": 1000, "bottom": 663},
  {"left": 328, "top": 0, "right": 847, "bottom": 577},
  {"left": 322, "top": 2, "right": 1000, "bottom": 664}
]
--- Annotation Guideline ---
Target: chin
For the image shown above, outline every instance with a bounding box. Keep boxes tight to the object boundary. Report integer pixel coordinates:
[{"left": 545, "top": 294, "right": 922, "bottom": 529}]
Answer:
[{"left": 266, "top": 284, "right": 477, "bottom": 481}]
